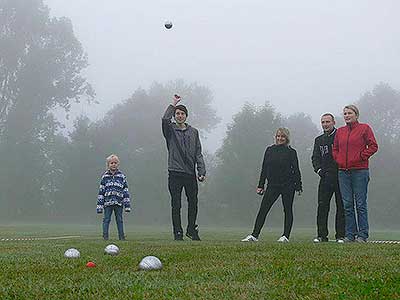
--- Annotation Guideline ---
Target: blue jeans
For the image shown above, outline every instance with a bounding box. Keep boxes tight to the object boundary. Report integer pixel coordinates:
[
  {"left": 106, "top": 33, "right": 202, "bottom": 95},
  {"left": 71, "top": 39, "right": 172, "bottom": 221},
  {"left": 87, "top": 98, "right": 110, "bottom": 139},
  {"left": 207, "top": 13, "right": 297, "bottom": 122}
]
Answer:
[
  {"left": 338, "top": 169, "right": 370, "bottom": 240},
  {"left": 103, "top": 205, "right": 125, "bottom": 240}
]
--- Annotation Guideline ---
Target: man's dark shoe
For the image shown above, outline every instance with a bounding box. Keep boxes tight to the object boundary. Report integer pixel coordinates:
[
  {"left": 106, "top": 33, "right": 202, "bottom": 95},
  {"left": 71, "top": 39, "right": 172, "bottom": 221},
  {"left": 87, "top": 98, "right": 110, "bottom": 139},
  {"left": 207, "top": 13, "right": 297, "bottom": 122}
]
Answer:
[
  {"left": 174, "top": 231, "right": 184, "bottom": 241},
  {"left": 186, "top": 225, "right": 201, "bottom": 241},
  {"left": 355, "top": 236, "right": 367, "bottom": 243},
  {"left": 343, "top": 237, "right": 355, "bottom": 243}
]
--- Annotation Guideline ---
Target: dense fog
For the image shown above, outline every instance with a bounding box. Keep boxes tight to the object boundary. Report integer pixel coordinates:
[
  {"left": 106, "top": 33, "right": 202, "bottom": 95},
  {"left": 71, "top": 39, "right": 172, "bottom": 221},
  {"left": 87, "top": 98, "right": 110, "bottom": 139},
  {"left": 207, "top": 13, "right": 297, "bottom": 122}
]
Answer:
[{"left": 1, "top": 0, "right": 399, "bottom": 230}]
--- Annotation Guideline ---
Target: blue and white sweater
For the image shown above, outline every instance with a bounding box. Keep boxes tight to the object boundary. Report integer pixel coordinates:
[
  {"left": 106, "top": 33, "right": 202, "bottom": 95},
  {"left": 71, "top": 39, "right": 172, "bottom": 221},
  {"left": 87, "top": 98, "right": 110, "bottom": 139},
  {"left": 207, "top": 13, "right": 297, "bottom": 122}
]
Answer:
[{"left": 96, "top": 170, "right": 131, "bottom": 212}]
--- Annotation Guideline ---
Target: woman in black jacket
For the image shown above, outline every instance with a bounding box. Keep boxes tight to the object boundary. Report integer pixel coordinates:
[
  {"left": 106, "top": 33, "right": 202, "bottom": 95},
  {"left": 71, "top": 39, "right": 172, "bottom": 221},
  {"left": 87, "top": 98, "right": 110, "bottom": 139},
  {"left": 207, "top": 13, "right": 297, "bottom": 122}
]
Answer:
[{"left": 242, "top": 128, "right": 302, "bottom": 242}]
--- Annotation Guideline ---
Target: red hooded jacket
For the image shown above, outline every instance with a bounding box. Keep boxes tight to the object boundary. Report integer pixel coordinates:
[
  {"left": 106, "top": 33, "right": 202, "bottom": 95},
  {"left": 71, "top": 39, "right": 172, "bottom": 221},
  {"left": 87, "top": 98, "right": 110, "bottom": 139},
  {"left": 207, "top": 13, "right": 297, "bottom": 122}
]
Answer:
[{"left": 332, "top": 122, "right": 378, "bottom": 170}]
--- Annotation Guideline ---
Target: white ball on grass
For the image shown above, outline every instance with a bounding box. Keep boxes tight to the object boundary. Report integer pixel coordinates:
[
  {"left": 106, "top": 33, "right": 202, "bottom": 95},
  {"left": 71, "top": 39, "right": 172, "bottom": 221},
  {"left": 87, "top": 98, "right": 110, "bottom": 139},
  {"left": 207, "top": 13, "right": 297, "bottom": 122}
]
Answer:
[
  {"left": 64, "top": 248, "right": 80, "bottom": 258},
  {"left": 139, "top": 256, "right": 162, "bottom": 270},
  {"left": 104, "top": 244, "right": 120, "bottom": 256}
]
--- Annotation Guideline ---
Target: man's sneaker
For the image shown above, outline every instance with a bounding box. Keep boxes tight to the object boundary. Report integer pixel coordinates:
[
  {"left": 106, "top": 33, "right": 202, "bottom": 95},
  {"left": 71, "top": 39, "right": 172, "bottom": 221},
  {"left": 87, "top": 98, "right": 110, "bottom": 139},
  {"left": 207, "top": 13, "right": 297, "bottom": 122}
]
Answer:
[
  {"left": 241, "top": 234, "right": 258, "bottom": 242},
  {"left": 186, "top": 225, "right": 201, "bottom": 241},
  {"left": 313, "top": 237, "right": 328, "bottom": 243},
  {"left": 174, "top": 231, "right": 184, "bottom": 241},
  {"left": 336, "top": 238, "right": 345, "bottom": 243},
  {"left": 277, "top": 236, "right": 289, "bottom": 243},
  {"left": 356, "top": 237, "right": 367, "bottom": 243},
  {"left": 343, "top": 237, "right": 355, "bottom": 243}
]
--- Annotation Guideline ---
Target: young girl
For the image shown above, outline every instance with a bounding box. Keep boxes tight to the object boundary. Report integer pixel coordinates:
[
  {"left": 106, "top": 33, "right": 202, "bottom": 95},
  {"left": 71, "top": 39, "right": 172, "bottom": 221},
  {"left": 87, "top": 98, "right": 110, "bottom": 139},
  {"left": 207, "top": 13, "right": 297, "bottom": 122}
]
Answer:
[{"left": 97, "top": 154, "right": 131, "bottom": 240}]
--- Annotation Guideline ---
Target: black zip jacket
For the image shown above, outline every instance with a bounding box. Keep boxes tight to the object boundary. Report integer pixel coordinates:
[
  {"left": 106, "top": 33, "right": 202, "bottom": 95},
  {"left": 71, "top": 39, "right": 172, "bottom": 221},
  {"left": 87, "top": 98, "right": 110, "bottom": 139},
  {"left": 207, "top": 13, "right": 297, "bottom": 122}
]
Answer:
[
  {"left": 258, "top": 144, "right": 302, "bottom": 191},
  {"left": 311, "top": 128, "right": 338, "bottom": 177}
]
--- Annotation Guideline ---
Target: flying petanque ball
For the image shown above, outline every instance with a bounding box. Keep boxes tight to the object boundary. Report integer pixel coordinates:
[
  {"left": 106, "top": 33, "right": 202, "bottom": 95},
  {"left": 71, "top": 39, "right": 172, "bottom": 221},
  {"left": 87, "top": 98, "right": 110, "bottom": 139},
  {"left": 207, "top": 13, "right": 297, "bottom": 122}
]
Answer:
[
  {"left": 164, "top": 21, "right": 173, "bottom": 29},
  {"left": 64, "top": 248, "right": 80, "bottom": 258},
  {"left": 139, "top": 256, "right": 162, "bottom": 270},
  {"left": 104, "top": 244, "right": 120, "bottom": 256}
]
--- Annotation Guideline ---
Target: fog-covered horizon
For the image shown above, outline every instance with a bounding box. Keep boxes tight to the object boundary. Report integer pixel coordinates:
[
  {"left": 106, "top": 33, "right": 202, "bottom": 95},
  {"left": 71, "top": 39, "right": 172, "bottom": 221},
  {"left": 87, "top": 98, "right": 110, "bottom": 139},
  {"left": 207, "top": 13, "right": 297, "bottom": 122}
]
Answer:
[{"left": 45, "top": 0, "right": 400, "bottom": 151}]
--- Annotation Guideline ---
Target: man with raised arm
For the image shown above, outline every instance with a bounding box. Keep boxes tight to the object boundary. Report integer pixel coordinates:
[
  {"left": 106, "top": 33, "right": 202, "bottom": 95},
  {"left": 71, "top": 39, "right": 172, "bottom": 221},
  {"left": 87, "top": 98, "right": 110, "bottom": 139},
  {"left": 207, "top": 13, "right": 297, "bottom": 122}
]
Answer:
[{"left": 162, "top": 94, "right": 206, "bottom": 241}]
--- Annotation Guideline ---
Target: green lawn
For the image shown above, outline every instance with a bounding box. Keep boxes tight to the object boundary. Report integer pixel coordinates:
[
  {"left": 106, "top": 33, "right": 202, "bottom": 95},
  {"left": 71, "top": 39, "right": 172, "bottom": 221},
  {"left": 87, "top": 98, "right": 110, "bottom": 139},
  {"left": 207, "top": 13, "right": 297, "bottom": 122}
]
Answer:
[{"left": 0, "top": 224, "right": 399, "bottom": 300}]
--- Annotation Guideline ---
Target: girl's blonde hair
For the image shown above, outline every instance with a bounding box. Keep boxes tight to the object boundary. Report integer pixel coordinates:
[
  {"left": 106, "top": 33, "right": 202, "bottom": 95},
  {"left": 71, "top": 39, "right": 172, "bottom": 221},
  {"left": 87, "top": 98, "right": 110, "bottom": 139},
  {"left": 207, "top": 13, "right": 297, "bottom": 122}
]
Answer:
[
  {"left": 106, "top": 154, "right": 120, "bottom": 168},
  {"left": 275, "top": 127, "right": 290, "bottom": 145}
]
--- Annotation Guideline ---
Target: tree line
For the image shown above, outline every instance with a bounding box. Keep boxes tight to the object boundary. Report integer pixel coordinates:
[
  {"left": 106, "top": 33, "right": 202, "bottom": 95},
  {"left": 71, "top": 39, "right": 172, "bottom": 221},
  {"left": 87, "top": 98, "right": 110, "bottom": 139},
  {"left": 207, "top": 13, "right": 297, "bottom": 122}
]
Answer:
[{"left": 1, "top": 0, "right": 399, "bottom": 228}]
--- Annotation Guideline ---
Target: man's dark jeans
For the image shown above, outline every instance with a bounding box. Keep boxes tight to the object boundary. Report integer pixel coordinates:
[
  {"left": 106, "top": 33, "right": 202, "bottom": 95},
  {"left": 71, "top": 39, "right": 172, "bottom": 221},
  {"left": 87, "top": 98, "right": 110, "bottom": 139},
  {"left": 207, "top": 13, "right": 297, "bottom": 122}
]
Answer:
[
  {"left": 168, "top": 172, "right": 198, "bottom": 235},
  {"left": 316, "top": 174, "right": 345, "bottom": 239}
]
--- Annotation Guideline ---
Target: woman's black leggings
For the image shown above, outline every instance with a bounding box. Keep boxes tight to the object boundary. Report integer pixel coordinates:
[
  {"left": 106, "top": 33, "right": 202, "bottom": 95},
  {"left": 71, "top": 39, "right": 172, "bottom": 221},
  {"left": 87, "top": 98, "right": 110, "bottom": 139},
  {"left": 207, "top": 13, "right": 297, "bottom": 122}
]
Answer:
[{"left": 252, "top": 185, "right": 295, "bottom": 238}]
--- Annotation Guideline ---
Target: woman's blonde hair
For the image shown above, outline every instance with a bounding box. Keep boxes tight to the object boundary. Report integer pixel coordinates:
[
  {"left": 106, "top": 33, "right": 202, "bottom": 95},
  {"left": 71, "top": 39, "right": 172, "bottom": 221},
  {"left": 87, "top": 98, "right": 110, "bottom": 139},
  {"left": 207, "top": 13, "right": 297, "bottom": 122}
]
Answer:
[
  {"left": 344, "top": 104, "right": 359, "bottom": 118},
  {"left": 275, "top": 127, "right": 290, "bottom": 145},
  {"left": 106, "top": 154, "right": 120, "bottom": 168}
]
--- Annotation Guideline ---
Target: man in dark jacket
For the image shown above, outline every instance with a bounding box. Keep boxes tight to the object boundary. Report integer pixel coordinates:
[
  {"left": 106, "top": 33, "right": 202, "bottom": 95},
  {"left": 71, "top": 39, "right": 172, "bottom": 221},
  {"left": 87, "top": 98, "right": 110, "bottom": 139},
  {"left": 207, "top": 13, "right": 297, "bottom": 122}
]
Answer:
[
  {"left": 162, "top": 94, "right": 206, "bottom": 241},
  {"left": 311, "top": 113, "right": 345, "bottom": 243}
]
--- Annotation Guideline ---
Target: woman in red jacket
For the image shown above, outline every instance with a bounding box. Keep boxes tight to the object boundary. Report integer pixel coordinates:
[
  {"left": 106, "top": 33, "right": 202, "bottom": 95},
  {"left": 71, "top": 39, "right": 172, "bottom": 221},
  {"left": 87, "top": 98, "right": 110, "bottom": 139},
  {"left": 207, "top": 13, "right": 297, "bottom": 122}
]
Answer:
[{"left": 332, "top": 105, "right": 378, "bottom": 242}]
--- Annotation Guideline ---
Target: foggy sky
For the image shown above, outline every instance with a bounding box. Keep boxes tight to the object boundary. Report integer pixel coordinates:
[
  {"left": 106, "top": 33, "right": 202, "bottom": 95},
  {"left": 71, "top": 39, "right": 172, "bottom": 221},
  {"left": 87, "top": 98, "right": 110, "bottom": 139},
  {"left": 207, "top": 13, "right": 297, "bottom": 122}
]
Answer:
[{"left": 46, "top": 0, "right": 400, "bottom": 152}]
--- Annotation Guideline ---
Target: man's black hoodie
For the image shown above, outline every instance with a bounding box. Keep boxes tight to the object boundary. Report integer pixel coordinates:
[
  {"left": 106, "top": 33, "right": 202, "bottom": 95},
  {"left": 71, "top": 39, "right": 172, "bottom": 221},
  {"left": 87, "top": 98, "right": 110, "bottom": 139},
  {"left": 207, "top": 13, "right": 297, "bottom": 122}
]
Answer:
[{"left": 311, "top": 128, "right": 338, "bottom": 178}]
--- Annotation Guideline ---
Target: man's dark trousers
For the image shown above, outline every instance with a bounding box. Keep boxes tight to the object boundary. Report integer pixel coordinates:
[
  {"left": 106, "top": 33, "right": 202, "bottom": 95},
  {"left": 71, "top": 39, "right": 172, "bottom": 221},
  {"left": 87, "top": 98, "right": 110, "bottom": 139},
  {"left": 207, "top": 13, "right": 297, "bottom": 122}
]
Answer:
[
  {"left": 317, "top": 175, "right": 345, "bottom": 239},
  {"left": 168, "top": 171, "right": 198, "bottom": 235}
]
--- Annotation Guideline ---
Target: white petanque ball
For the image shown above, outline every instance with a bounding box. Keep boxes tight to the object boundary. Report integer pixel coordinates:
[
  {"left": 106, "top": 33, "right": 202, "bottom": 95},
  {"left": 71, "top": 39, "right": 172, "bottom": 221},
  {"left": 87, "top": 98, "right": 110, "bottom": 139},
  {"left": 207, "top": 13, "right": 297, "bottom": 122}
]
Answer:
[
  {"left": 64, "top": 248, "right": 80, "bottom": 258},
  {"left": 104, "top": 244, "right": 120, "bottom": 256},
  {"left": 139, "top": 256, "right": 162, "bottom": 270}
]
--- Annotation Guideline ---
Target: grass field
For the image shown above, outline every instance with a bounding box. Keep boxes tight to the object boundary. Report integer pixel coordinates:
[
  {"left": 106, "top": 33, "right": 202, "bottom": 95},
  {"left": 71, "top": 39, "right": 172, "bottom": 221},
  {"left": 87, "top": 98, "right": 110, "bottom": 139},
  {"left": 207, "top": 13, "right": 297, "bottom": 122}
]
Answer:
[{"left": 0, "top": 224, "right": 399, "bottom": 300}]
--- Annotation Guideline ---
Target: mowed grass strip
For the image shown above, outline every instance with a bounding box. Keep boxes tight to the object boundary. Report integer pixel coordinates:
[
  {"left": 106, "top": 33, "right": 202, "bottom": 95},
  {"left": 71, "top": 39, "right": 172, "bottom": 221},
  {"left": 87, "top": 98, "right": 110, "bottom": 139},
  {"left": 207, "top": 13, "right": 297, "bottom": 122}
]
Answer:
[{"left": 0, "top": 226, "right": 399, "bottom": 300}]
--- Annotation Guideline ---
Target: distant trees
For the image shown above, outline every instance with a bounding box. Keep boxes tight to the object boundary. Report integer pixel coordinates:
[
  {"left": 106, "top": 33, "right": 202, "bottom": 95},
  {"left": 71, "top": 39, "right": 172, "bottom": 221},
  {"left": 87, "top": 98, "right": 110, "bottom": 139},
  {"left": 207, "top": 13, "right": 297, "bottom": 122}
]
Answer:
[
  {"left": 53, "top": 116, "right": 101, "bottom": 220},
  {"left": 0, "top": 0, "right": 93, "bottom": 218},
  {"left": 356, "top": 83, "right": 400, "bottom": 169},
  {"left": 0, "top": 0, "right": 94, "bottom": 135},
  {"left": 0, "top": 1, "right": 399, "bottom": 229},
  {"left": 57, "top": 81, "right": 220, "bottom": 222},
  {"left": 203, "top": 103, "right": 319, "bottom": 227},
  {"left": 355, "top": 83, "right": 400, "bottom": 228},
  {"left": 205, "top": 103, "right": 282, "bottom": 224}
]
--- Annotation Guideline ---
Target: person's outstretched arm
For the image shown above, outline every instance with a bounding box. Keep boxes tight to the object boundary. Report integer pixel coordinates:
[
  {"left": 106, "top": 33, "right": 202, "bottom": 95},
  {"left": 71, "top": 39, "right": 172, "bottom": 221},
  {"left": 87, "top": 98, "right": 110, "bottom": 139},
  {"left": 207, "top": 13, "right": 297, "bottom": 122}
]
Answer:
[{"left": 162, "top": 95, "right": 181, "bottom": 139}]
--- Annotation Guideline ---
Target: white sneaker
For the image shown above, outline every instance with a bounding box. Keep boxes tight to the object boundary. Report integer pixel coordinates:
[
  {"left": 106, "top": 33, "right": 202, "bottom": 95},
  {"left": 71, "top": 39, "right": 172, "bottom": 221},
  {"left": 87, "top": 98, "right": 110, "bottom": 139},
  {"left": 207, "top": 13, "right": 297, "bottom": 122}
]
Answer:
[
  {"left": 277, "top": 236, "right": 289, "bottom": 243},
  {"left": 241, "top": 234, "right": 258, "bottom": 242},
  {"left": 336, "top": 238, "right": 345, "bottom": 244},
  {"left": 313, "top": 237, "right": 328, "bottom": 243}
]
